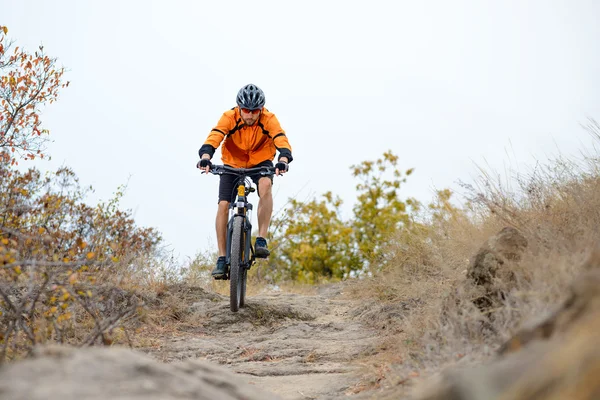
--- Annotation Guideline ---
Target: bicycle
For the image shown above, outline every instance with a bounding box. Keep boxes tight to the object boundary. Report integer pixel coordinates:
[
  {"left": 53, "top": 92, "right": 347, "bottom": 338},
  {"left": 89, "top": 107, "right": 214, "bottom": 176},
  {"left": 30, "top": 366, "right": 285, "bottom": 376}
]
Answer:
[{"left": 206, "top": 164, "right": 276, "bottom": 312}]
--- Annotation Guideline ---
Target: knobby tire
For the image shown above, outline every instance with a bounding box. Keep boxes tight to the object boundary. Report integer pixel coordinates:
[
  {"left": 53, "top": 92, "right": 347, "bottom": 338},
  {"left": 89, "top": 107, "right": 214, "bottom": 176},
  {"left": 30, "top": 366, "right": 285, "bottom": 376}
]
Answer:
[
  {"left": 230, "top": 216, "right": 244, "bottom": 312},
  {"left": 239, "top": 267, "right": 247, "bottom": 308}
]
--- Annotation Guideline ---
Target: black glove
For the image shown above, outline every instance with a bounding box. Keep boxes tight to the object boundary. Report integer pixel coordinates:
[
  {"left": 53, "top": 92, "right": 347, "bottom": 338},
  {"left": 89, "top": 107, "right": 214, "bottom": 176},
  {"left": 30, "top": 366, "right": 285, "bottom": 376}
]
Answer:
[
  {"left": 275, "top": 161, "right": 289, "bottom": 172},
  {"left": 197, "top": 159, "right": 212, "bottom": 169}
]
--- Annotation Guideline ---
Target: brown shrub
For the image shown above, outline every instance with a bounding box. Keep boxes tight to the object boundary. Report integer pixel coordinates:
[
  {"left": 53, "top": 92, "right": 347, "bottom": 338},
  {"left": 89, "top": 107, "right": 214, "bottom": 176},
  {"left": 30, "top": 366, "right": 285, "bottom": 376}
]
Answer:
[{"left": 0, "top": 164, "right": 162, "bottom": 362}]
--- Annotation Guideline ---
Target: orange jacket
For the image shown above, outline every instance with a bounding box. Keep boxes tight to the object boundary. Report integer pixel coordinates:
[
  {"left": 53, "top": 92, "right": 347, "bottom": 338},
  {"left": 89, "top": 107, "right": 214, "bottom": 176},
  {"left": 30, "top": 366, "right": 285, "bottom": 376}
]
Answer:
[{"left": 199, "top": 108, "right": 293, "bottom": 168}]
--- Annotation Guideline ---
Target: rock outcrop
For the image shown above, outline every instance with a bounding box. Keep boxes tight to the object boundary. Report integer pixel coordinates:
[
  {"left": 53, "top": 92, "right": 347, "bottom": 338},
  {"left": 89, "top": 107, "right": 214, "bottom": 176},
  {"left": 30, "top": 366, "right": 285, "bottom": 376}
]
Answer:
[
  {"left": 440, "top": 226, "right": 529, "bottom": 334},
  {"left": 466, "top": 226, "right": 528, "bottom": 312},
  {"left": 0, "top": 345, "right": 281, "bottom": 400}
]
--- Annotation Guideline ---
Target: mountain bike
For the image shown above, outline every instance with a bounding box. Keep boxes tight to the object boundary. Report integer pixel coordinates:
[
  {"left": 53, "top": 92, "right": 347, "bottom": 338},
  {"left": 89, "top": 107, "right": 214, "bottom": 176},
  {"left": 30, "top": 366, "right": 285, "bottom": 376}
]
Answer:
[{"left": 208, "top": 164, "right": 276, "bottom": 312}]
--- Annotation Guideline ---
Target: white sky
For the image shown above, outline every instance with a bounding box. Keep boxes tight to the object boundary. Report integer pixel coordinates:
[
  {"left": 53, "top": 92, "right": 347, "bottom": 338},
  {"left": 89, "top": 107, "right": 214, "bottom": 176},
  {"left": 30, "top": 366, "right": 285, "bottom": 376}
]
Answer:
[{"left": 3, "top": 0, "right": 600, "bottom": 262}]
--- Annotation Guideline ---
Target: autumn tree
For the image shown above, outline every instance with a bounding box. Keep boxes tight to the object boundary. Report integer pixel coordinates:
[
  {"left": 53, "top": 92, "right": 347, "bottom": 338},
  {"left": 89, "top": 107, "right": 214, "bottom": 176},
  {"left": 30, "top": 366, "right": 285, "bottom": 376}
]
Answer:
[
  {"left": 0, "top": 25, "right": 68, "bottom": 165},
  {"left": 351, "top": 150, "right": 419, "bottom": 267},
  {"left": 0, "top": 27, "right": 160, "bottom": 361},
  {"left": 267, "top": 151, "right": 418, "bottom": 281},
  {"left": 269, "top": 192, "right": 361, "bottom": 283}
]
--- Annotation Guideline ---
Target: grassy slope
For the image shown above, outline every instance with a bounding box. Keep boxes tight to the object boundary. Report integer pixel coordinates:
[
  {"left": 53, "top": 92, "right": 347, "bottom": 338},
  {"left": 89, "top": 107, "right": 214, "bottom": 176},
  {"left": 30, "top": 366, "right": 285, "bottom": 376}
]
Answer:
[{"left": 345, "top": 121, "right": 600, "bottom": 392}]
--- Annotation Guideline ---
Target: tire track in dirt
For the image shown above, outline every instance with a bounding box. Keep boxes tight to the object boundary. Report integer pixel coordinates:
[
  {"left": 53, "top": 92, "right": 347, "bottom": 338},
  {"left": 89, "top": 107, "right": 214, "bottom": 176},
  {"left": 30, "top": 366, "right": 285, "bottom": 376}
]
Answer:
[{"left": 142, "top": 284, "right": 381, "bottom": 400}]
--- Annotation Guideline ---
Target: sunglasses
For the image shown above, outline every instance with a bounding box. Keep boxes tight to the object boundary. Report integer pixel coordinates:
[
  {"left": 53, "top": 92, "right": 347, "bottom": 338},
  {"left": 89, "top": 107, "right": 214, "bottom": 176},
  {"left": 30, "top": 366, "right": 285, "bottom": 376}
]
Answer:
[{"left": 240, "top": 108, "right": 262, "bottom": 115}]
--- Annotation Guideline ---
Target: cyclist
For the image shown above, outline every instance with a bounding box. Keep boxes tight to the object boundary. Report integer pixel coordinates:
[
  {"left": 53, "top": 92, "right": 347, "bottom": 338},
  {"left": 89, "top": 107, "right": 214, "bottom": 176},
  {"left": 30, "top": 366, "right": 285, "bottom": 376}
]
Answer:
[{"left": 197, "top": 83, "right": 293, "bottom": 279}]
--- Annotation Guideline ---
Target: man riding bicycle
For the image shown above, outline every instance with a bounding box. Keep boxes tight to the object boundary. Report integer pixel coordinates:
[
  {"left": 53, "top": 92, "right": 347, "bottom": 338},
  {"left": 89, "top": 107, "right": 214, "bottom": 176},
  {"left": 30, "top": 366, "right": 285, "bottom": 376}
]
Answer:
[{"left": 197, "top": 84, "right": 293, "bottom": 279}]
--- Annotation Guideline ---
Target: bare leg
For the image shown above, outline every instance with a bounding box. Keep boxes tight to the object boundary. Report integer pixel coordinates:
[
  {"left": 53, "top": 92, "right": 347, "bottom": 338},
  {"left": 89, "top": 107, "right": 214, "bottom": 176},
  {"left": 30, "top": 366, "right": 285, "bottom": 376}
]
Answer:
[
  {"left": 257, "top": 178, "right": 273, "bottom": 238},
  {"left": 216, "top": 201, "right": 229, "bottom": 256}
]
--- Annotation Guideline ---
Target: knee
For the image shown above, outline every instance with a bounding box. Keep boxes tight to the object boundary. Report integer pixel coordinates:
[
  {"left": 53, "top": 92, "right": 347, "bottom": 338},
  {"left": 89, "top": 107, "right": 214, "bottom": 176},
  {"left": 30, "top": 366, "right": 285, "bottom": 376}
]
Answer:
[
  {"left": 258, "top": 178, "right": 272, "bottom": 197},
  {"left": 218, "top": 201, "right": 229, "bottom": 214}
]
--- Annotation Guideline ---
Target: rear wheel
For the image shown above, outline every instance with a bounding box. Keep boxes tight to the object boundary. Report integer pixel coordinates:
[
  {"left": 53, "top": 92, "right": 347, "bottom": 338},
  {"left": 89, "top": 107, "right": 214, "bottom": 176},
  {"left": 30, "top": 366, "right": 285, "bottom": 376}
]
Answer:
[{"left": 229, "top": 216, "right": 244, "bottom": 312}]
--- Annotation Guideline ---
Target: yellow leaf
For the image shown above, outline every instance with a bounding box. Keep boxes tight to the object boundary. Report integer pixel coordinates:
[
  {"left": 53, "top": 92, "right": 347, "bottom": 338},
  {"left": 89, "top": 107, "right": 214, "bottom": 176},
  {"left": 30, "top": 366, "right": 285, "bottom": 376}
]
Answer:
[
  {"left": 57, "top": 312, "right": 72, "bottom": 323},
  {"left": 14, "top": 266, "right": 21, "bottom": 275},
  {"left": 87, "top": 290, "right": 92, "bottom": 297},
  {"left": 2, "top": 26, "right": 7, "bottom": 34},
  {"left": 86, "top": 252, "right": 95, "bottom": 259},
  {"left": 61, "top": 303, "right": 68, "bottom": 310},
  {"left": 50, "top": 306, "right": 58, "bottom": 313},
  {"left": 1, "top": 239, "right": 8, "bottom": 245}
]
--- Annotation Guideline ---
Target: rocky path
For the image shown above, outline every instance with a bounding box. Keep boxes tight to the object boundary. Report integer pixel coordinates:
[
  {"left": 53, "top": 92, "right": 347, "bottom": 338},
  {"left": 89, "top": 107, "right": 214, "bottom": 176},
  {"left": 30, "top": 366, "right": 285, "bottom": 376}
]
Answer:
[{"left": 142, "top": 284, "right": 381, "bottom": 400}]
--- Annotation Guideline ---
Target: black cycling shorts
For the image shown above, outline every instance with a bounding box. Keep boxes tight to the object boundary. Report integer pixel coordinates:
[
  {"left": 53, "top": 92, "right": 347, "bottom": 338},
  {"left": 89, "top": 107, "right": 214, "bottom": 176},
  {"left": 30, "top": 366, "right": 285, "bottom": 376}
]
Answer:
[{"left": 218, "top": 160, "right": 274, "bottom": 203}]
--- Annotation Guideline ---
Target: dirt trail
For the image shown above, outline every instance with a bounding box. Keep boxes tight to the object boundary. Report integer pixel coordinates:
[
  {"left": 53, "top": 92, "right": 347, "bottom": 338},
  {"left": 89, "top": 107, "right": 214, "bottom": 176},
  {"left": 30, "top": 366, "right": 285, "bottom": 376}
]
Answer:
[{"left": 142, "top": 284, "right": 381, "bottom": 400}]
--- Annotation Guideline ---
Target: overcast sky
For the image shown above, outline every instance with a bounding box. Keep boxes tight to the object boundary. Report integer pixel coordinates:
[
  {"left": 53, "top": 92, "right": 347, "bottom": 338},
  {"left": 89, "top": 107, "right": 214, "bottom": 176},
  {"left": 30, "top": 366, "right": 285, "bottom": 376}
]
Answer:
[{"left": 3, "top": 0, "right": 600, "bottom": 262}]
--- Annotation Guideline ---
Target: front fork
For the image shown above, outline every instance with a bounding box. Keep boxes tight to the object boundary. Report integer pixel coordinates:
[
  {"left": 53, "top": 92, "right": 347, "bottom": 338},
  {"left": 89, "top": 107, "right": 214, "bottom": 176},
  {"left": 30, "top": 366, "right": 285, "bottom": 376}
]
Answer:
[{"left": 225, "top": 199, "right": 255, "bottom": 273}]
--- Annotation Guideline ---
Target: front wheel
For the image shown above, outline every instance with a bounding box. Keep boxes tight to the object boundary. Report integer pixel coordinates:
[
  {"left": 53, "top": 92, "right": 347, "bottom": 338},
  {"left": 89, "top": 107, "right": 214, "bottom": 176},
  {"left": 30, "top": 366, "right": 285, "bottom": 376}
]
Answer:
[{"left": 229, "top": 216, "right": 245, "bottom": 312}]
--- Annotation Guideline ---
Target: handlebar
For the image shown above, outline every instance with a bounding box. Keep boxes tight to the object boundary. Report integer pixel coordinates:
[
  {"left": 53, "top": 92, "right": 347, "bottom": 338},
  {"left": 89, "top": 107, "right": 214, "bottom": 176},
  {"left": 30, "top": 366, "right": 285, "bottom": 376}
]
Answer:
[{"left": 206, "top": 165, "right": 276, "bottom": 177}]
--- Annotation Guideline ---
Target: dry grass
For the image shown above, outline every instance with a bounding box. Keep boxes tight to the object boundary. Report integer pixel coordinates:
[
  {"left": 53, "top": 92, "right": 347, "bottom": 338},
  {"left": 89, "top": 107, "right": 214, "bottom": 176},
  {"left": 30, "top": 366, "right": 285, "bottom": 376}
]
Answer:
[{"left": 349, "top": 120, "right": 600, "bottom": 390}]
